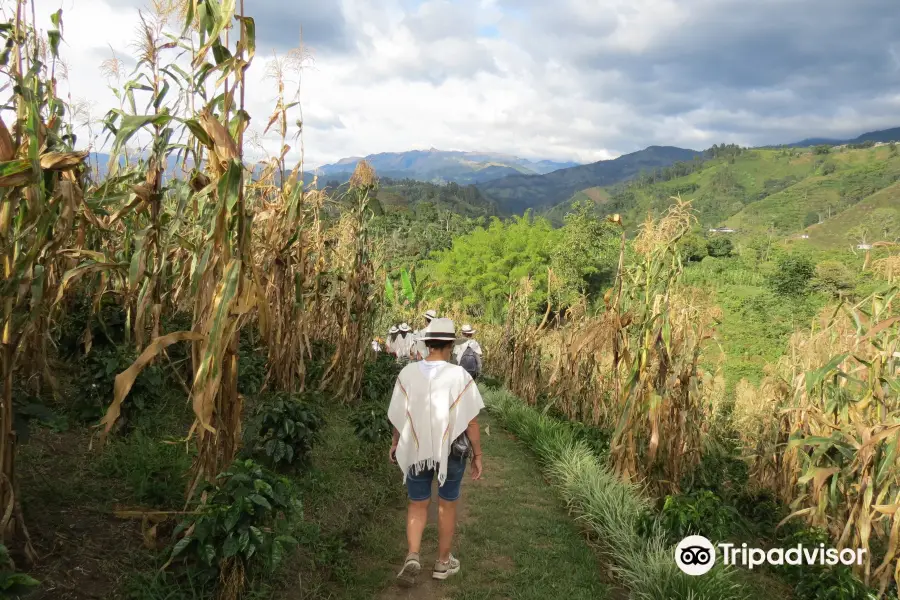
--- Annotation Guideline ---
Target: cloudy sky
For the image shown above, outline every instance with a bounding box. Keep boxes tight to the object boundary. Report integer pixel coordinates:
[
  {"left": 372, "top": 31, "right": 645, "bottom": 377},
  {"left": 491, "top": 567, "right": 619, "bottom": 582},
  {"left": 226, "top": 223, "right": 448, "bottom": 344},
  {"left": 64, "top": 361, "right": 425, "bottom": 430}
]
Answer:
[{"left": 28, "top": 0, "right": 900, "bottom": 167}]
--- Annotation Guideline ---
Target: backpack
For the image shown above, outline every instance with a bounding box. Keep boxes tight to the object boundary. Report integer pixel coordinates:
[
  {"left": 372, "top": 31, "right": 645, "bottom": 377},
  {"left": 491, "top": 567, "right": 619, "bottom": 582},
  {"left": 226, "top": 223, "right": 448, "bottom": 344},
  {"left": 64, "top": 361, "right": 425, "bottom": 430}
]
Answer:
[{"left": 459, "top": 345, "right": 479, "bottom": 379}]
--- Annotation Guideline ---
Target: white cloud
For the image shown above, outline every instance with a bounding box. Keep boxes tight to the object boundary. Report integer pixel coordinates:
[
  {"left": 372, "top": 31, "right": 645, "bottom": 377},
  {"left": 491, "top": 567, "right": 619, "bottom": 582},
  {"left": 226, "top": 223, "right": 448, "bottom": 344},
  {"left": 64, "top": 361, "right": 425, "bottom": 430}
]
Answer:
[{"left": 21, "top": 0, "right": 900, "bottom": 171}]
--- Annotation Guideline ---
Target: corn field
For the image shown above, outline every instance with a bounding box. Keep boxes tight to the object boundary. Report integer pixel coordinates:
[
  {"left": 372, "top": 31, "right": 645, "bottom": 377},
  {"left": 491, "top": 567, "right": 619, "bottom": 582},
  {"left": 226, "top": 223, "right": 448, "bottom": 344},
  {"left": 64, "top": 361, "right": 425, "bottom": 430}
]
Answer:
[
  {"left": 483, "top": 201, "right": 723, "bottom": 493},
  {"left": 0, "top": 0, "right": 377, "bottom": 577},
  {"left": 733, "top": 286, "right": 900, "bottom": 594}
]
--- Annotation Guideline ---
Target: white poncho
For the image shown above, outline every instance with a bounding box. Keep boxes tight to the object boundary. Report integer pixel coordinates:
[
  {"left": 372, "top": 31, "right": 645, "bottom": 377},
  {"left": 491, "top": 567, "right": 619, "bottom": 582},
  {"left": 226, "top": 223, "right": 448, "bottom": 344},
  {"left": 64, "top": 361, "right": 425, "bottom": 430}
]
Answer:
[
  {"left": 388, "top": 360, "right": 484, "bottom": 486},
  {"left": 411, "top": 329, "right": 430, "bottom": 360},
  {"left": 393, "top": 333, "right": 414, "bottom": 360}
]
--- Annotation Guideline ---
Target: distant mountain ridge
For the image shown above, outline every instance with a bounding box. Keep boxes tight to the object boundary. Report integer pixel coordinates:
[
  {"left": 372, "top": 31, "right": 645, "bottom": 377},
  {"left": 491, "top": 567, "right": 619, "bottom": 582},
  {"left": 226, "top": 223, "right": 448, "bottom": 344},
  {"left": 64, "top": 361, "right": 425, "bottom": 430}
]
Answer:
[
  {"left": 312, "top": 149, "right": 580, "bottom": 185},
  {"left": 787, "top": 127, "right": 900, "bottom": 148},
  {"left": 475, "top": 146, "right": 702, "bottom": 214}
]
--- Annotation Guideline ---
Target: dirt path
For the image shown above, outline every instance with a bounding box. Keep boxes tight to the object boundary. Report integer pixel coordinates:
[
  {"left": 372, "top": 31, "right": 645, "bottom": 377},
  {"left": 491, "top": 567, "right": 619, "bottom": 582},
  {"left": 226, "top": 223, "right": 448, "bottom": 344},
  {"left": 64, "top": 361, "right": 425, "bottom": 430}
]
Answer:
[{"left": 371, "top": 416, "right": 610, "bottom": 600}]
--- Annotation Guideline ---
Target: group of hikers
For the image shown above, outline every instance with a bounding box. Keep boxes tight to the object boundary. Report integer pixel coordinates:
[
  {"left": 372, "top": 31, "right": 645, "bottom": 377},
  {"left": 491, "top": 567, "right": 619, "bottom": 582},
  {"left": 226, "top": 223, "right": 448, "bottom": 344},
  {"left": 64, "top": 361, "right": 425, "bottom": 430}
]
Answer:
[
  {"left": 381, "top": 311, "right": 487, "bottom": 587},
  {"left": 375, "top": 309, "right": 483, "bottom": 380}
]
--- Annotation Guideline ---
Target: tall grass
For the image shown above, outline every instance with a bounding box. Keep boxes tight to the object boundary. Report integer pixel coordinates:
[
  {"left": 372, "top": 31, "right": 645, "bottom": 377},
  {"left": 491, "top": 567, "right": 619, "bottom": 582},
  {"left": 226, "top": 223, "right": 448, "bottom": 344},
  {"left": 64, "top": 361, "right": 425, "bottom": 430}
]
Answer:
[{"left": 485, "top": 387, "right": 746, "bottom": 600}]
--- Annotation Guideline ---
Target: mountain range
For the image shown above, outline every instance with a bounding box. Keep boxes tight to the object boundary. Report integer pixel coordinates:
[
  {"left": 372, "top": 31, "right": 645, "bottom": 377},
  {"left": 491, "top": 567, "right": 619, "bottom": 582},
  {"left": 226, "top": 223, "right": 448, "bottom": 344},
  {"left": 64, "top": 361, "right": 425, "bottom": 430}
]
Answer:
[
  {"left": 311, "top": 127, "right": 900, "bottom": 214},
  {"left": 474, "top": 146, "right": 701, "bottom": 214},
  {"left": 86, "top": 126, "right": 900, "bottom": 224},
  {"left": 786, "top": 127, "right": 900, "bottom": 148},
  {"left": 312, "top": 149, "right": 579, "bottom": 185}
]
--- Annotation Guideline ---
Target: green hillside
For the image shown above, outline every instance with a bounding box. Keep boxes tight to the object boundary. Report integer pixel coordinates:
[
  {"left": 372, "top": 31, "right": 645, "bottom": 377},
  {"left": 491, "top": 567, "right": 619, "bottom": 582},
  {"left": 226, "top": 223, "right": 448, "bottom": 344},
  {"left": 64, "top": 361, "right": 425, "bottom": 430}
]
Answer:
[
  {"left": 559, "top": 144, "right": 900, "bottom": 249},
  {"left": 544, "top": 186, "right": 610, "bottom": 224},
  {"left": 804, "top": 180, "right": 900, "bottom": 249},
  {"left": 375, "top": 178, "right": 500, "bottom": 217},
  {"left": 725, "top": 146, "right": 900, "bottom": 240}
]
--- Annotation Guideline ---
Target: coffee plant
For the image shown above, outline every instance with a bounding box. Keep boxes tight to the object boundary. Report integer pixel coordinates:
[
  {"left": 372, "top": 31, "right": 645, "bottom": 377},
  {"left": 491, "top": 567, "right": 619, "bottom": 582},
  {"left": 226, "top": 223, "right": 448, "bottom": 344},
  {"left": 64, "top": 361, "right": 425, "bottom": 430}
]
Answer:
[
  {"left": 351, "top": 404, "right": 392, "bottom": 444},
  {"left": 168, "top": 460, "right": 301, "bottom": 577},
  {"left": 247, "top": 391, "right": 324, "bottom": 468}
]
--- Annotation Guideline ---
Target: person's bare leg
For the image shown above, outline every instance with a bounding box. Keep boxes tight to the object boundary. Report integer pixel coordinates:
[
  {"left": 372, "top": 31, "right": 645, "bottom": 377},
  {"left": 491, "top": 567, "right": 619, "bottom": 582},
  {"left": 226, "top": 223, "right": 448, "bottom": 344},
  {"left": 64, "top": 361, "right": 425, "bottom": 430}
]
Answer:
[
  {"left": 437, "top": 498, "right": 458, "bottom": 562},
  {"left": 407, "top": 499, "right": 430, "bottom": 554}
]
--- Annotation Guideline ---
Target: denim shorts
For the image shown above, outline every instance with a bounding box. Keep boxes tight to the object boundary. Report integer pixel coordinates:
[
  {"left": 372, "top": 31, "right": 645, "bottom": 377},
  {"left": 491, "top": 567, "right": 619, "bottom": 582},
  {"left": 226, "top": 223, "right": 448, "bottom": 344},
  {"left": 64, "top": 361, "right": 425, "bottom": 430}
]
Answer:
[{"left": 406, "top": 456, "right": 466, "bottom": 501}]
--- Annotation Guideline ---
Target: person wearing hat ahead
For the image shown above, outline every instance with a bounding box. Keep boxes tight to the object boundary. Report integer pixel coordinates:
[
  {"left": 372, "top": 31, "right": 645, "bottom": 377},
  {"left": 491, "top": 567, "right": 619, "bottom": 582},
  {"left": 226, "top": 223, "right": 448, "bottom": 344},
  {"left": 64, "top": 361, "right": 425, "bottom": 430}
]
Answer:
[
  {"left": 386, "top": 325, "right": 400, "bottom": 356},
  {"left": 394, "top": 323, "right": 414, "bottom": 363},
  {"left": 388, "top": 317, "right": 484, "bottom": 587},
  {"left": 452, "top": 324, "right": 482, "bottom": 380},
  {"left": 412, "top": 309, "right": 437, "bottom": 361}
]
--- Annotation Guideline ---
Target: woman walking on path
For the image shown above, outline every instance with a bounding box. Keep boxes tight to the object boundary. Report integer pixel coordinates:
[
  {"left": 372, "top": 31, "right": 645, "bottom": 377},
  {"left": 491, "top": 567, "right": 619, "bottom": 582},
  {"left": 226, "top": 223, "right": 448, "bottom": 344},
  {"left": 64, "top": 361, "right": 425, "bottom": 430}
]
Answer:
[{"left": 387, "top": 317, "right": 484, "bottom": 587}]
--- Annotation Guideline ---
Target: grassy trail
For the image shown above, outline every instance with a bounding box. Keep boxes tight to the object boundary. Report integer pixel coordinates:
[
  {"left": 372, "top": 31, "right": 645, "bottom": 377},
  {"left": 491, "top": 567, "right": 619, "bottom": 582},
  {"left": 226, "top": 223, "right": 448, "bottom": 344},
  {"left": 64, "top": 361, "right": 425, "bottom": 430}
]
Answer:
[{"left": 364, "top": 415, "right": 611, "bottom": 600}]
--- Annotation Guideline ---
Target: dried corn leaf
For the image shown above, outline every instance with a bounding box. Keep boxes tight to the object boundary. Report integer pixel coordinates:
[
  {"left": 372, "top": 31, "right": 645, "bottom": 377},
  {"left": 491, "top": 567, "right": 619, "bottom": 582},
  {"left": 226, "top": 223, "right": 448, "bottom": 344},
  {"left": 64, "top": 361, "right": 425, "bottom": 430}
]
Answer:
[{"left": 100, "top": 332, "right": 204, "bottom": 442}]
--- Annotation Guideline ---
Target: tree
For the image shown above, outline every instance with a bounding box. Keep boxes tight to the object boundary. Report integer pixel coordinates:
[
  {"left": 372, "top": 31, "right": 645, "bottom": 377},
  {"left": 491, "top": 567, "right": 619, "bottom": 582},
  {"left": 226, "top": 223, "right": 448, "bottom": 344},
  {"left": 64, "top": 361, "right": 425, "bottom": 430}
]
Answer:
[
  {"left": 423, "top": 212, "right": 562, "bottom": 317},
  {"left": 803, "top": 211, "right": 820, "bottom": 228},
  {"left": 678, "top": 233, "right": 708, "bottom": 262},
  {"left": 706, "top": 236, "right": 733, "bottom": 258},
  {"left": 551, "top": 200, "right": 620, "bottom": 300},
  {"left": 768, "top": 254, "right": 815, "bottom": 296},
  {"left": 812, "top": 260, "right": 855, "bottom": 298}
]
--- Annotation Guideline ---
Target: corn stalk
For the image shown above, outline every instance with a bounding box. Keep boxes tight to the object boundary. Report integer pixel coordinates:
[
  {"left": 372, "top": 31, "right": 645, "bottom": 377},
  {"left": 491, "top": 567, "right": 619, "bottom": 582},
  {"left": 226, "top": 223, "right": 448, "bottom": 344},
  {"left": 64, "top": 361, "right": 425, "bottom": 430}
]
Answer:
[
  {"left": 0, "top": 2, "right": 89, "bottom": 561},
  {"left": 767, "top": 287, "right": 900, "bottom": 595},
  {"left": 317, "top": 161, "right": 377, "bottom": 402},
  {"left": 484, "top": 200, "right": 718, "bottom": 493}
]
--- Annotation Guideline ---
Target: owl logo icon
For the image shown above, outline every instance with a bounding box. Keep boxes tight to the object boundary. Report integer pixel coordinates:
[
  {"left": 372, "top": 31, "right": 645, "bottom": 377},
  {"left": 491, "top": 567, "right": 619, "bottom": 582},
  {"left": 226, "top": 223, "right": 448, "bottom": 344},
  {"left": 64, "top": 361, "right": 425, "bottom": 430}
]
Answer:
[{"left": 675, "top": 535, "right": 716, "bottom": 576}]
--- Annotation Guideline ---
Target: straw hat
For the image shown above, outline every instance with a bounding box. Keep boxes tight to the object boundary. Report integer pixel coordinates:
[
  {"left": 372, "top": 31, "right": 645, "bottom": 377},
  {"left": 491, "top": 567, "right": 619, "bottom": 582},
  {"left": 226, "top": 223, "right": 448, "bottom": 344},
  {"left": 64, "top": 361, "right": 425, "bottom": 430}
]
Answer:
[
  {"left": 420, "top": 318, "right": 456, "bottom": 341},
  {"left": 461, "top": 324, "right": 476, "bottom": 335},
  {"left": 423, "top": 309, "right": 437, "bottom": 321},
  {"left": 399, "top": 323, "right": 411, "bottom": 332},
  {"left": 388, "top": 325, "right": 398, "bottom": 334}
]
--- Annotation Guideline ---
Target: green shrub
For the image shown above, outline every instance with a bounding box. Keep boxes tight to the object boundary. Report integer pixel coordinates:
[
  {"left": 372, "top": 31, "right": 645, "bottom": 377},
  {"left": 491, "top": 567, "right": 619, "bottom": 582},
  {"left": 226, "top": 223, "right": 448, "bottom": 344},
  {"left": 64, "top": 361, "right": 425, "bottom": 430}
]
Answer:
[
  {"left": 350, "top": 404, "right": 392, "bottom": 444},
  {"left": 820, "top": 161, "right": 837, "bottom": 175},
  {"left": 777, "top": 528, "right": 875, "bottom": 600},
  {"left": 55, "top": 295, "right": 128, "bottom": 357},
  {"left": 0, "top": 544, "right": 39, "bottom": 597},
  {"left": 168, "top": 460, "right": 301, "bottom": 577},
  {"left": 679, "top": 232, "right": 709, "bottom": 262},
  {"left": 652, "top": 490, "right": 745, "bottom": 543},
  {"left": 707, "top": 236, "right": 733, "bottom": 258},
  {"left": 804, "top": 211, "right": 820, "bottom": 228},
  {"left": 733, "top": 489, "right": 783, "bottom": 537},
  {"left": 813, "top": 260, "right": 856, "bottom": 297},
  {"left": 768, "top": 253, "right": 815, "bottom": 296},
  {"left": 13, "top": 391, "right": 68, "bottom": 443},
  {"left": 247, "top": 391, "right": 324, "bottom": 468},
  {"left": 566, "top": 420, "right": 610, "bottom": 457},
  {"left": 681, "top": 439, "right": 749, "bottom": 500},
  {"left": 360, "top": 353, "right": 402, "bottom": 403},
  {"left": 478, "top": 375, "right": 502, "bottom": 389}
]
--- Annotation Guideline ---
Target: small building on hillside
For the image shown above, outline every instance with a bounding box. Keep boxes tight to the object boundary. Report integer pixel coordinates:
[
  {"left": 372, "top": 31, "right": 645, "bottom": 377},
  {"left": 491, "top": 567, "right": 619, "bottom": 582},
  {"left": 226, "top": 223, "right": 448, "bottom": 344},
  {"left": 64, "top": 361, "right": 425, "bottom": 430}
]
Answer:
[
  {"left": 708, "top": 227, "right": 736, "bottom": 234},
  {"left": 800, "top": 234, "right": 810, "bottom": 239},
  {"left": 857, "top": 243, "right": 873, "bottom": 250}
]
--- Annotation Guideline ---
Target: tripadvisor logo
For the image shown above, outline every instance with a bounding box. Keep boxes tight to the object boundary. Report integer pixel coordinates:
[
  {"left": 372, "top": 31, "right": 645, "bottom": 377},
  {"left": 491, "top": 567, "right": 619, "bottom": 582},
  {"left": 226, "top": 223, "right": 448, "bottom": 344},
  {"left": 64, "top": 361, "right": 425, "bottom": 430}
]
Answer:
[
  {"left": 675, "top": 535, "right": 716, "bottom": 576},
  {"left": 674, "top": 535, "right": 867, "bottom": 576}
]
